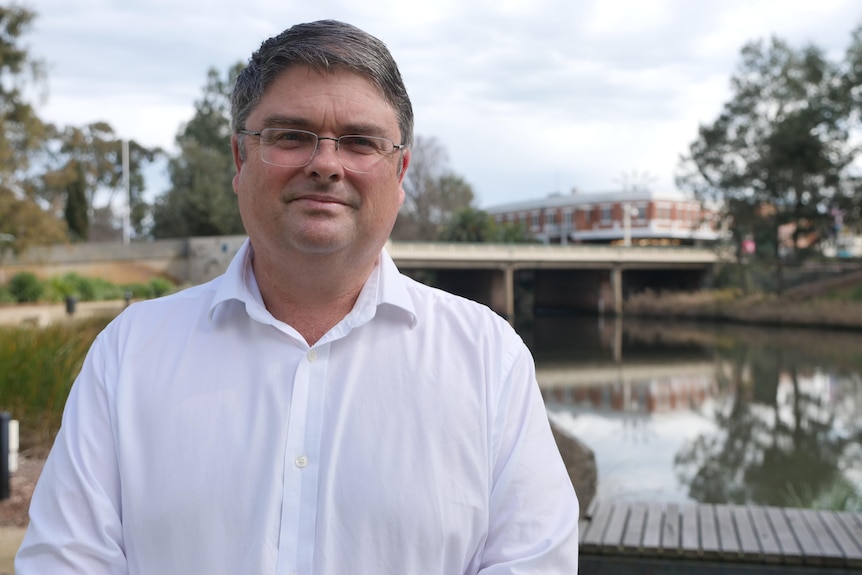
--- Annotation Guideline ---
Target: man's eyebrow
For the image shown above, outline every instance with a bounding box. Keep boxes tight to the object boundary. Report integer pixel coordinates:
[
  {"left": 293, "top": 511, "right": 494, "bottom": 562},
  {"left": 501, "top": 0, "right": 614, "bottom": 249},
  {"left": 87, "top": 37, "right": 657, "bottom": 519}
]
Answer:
[
  {"left": 259, "top": 115, "right": 393, "bottom": 138},
  {"left": 259, "top": 115, "right": 310, "bottom": 128}
]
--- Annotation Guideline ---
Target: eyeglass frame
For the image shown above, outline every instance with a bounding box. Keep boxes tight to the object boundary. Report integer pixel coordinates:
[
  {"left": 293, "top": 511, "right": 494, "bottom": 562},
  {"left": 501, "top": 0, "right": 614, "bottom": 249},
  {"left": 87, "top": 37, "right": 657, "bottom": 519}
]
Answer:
[{"left": 237, "top": 127, "right": 407, "bottom": 173}]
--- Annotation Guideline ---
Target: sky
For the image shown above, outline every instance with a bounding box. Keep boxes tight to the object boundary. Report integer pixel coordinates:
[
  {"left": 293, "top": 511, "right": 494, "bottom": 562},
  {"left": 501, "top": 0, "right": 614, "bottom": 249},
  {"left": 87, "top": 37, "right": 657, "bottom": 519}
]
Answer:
[{"left": 25, "top": 0, "right": 862, "bottom": 208}]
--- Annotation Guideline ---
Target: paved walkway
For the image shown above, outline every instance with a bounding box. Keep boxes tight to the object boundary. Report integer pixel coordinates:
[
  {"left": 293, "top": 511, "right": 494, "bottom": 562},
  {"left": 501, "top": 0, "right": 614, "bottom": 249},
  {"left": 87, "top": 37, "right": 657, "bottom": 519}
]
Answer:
[
  {"left": 0, "top": 526, "right": 24, "bottom": 574},
  {"left": 0, "top": 300, "right": 127, "bottom": 327}
]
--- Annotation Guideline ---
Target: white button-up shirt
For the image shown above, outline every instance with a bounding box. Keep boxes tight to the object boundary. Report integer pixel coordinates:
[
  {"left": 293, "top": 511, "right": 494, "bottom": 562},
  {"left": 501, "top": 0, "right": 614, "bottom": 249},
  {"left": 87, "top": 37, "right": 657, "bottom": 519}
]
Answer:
[{"left": 17, "top": 241, "right": 579, "bottom": 574}]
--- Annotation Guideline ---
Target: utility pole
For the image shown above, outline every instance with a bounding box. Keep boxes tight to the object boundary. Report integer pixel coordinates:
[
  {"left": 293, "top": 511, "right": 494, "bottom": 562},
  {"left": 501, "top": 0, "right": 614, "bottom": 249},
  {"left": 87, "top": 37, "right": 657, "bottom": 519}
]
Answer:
[{"left": 122, "top": 139, "right": 131, "bottom": 245}]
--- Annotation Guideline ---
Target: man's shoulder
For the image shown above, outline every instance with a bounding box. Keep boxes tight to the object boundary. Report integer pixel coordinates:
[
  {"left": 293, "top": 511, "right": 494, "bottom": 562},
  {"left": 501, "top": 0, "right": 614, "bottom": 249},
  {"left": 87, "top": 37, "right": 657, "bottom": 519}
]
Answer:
[{"left": 109, "top": 277, "right": 222, "bottom": 330}]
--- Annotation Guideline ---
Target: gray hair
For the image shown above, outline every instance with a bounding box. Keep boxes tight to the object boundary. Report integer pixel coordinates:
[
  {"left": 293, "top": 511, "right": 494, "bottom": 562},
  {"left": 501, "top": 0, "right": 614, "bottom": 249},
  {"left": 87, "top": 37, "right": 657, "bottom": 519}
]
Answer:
[{"left": 232, "top": 20, "right": 414, "bottom": 154}]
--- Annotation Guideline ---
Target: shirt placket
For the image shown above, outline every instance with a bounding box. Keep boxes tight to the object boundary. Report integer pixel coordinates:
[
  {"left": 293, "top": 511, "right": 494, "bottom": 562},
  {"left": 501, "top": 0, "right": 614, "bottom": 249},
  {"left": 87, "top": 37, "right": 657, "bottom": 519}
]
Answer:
[{"left": 277, "top": 344, "right": 329, "bottom": 575}]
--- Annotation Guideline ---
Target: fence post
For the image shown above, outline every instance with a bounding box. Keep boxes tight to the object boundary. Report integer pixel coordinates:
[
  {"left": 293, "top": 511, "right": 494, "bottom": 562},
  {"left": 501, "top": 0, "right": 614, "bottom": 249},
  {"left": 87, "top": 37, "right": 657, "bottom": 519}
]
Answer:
[{"left": 0, "top": 412, "right": 9, "bottom": 500}]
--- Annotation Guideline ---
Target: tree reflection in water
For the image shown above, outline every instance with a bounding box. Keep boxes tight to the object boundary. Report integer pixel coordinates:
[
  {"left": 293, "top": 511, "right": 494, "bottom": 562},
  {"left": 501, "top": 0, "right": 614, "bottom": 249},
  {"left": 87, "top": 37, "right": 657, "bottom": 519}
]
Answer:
[
  {"left": 527, "top": 316, "right": 862, "bottom": 508},
  {"left": 670, "top": 326, "right": 862, "bottom": 509}
]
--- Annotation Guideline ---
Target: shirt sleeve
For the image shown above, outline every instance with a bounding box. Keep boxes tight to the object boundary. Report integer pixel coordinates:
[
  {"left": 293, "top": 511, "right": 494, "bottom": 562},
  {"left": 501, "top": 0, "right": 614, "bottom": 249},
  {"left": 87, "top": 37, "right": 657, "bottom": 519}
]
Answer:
[
  {"left": 15, "top": 332, "right": 128, "bottom": 574},
  {"left": 479, "top": 336, "right": 580, "bottom": 574}
]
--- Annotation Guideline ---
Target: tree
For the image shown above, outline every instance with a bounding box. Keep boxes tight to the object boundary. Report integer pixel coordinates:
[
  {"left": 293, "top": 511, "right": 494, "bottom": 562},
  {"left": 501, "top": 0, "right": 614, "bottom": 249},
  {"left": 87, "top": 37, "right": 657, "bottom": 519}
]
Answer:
[
  {"left": 0, "top": 4, "right": 66, "bottom": 250},
  {"left": 439, "top": 206, "right": 534, "bottom": 243},
  {"left": 677, "top": 35, "right": 860, "bottom": 292},
  {"left": 38, "top": 122, "right": 161, "bottom": 241},
  {"left": 0, "top": 187, "right": 67, "bottom": 250},
  {"left": 393, "top": 135, "right": 475, "bottom": 241},
  {"left": 64, "top": 160, "right": 88, "bottom": 240},
  {"left": 152, "top": 65, "right": 245, "bottom": 238}
]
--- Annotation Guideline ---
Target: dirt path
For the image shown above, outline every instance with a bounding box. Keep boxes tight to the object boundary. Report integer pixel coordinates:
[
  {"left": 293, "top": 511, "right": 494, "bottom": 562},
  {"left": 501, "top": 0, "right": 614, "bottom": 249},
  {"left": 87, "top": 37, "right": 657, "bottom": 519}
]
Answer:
[
  {"left": 0, "top": 526, "right": 24, "bottom": 574},
  {"left": 0, "top": 456, "right": 45, "bottom": 572}
]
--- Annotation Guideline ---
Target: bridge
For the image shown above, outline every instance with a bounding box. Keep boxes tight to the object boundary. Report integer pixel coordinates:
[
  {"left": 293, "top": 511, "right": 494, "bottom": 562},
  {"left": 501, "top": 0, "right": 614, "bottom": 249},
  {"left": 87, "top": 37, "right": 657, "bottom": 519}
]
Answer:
[
  {"left": 1, "top": 236, "right": 720, "bottom": 320},
  {"left": 387, "top": 241, "right": 719, "bottom": 319}
]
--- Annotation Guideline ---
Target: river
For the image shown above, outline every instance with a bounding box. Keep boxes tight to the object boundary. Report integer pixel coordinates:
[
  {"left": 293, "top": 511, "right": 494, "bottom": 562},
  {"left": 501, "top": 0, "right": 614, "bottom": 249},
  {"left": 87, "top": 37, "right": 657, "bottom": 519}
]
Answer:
[{"left": 521, "top": 314, "right": 862, "bottom": 509}]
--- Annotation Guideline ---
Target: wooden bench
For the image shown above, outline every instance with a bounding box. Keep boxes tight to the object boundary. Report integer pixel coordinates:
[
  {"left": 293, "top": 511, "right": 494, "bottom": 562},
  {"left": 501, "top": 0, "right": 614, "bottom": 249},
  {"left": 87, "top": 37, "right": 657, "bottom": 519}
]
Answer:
[{"left": 579, "top": 499, "right": 862, "bottom": 574}]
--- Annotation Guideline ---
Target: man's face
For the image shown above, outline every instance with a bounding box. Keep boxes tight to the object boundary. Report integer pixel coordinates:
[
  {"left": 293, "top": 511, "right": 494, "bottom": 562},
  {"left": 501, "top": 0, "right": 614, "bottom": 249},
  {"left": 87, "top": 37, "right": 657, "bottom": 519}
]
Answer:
[{"left": 231, "top": 65, "right": 409, "bottom": 266}]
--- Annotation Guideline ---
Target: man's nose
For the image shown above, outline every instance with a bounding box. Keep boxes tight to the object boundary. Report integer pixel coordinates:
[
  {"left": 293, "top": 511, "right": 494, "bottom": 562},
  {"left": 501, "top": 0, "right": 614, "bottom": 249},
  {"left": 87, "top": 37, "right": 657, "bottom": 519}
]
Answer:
[{"left": 306, "top": 137, "right": 344, "bottom": 178}]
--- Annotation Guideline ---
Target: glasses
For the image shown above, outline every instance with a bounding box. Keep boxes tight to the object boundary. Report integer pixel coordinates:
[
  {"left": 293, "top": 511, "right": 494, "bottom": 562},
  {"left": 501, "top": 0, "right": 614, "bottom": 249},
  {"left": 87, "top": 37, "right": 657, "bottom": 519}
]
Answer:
[{"left": 238, "top": 128, "right": 406, "bottom": 173}]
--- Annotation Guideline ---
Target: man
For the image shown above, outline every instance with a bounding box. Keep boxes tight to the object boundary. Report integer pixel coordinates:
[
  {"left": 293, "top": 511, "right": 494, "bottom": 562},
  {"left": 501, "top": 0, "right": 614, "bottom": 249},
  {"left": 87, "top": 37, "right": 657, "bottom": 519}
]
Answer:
[{"left": 17, "top": 20, "right": 579, "bottom": 574}]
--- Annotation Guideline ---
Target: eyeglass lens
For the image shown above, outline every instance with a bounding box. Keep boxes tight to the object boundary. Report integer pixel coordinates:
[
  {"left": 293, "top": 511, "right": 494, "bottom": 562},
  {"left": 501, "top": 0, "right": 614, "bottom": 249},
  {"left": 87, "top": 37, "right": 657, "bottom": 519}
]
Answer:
[{"left": 257, "top": 129, "right": 397, "bottom": 173}]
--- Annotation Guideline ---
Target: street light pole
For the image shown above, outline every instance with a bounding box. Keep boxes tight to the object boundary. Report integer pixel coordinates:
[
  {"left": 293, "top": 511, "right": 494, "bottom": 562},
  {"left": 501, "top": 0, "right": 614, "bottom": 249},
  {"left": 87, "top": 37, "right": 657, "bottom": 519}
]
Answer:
[
  {"left": 623, "top": 203, "right": 632, "bottom": 247},
  {"left": 122, "top": 139, "right": 131, "bottom": 245}
]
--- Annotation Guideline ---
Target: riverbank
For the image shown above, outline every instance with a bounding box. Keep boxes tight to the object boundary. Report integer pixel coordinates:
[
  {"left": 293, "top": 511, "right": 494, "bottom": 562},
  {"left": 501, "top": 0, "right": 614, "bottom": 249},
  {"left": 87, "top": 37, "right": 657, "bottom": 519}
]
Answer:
[{"left": 624, "top": 287, "right": 862, "bottom": 330}]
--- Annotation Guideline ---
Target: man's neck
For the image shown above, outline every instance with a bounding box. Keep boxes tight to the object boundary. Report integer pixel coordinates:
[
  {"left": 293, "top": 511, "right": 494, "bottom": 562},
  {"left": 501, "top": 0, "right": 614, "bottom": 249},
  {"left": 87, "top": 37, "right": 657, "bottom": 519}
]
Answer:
[{"left": 252, "top": 250, "right": 377, "bottom": 346}]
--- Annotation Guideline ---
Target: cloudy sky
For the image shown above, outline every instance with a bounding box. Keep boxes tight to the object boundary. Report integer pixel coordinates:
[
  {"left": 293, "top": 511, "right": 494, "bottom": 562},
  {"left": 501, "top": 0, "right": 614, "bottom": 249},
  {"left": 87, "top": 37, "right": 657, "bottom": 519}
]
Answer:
[{"left": 25, "top": 0, "right": 862, "bottom": 207}]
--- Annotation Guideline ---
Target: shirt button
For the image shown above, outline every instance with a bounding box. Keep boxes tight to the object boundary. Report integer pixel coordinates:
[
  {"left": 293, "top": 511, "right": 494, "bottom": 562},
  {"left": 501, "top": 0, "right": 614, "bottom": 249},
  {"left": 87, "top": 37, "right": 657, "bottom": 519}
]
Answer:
[
  {"left": 295, "top": 455, "right": 309, "bottom": 468},
  {"left": 307, "top": 350, "right": 317, "bottom": 362}
]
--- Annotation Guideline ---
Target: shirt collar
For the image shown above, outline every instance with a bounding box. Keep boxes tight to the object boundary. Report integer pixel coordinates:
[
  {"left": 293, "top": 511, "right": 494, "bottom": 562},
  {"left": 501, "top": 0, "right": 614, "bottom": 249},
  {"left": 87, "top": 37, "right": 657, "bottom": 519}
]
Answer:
[{"left": 209, "top": 239, "right": 416, "bottom": 329}]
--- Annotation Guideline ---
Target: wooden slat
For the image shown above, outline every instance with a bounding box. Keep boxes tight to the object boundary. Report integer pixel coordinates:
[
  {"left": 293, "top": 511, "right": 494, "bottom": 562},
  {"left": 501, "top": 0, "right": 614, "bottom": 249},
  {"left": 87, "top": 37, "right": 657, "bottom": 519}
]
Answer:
[
  {"left": 784, "top": 506, "right": 822, "bottom": 565},
  {"left": 699, "top": 504, "right": 720, "bottom": 559},
  {"left": 578, "top": 500, "right": 862, "bottom": 570},
  {"left": 583, "top": 495, "right": 600, "bottom": 520},
  {"left": 802, "top": 509, "right": 845, "bottom": 567},
  {"left": 827, "top": 512, "right": 862, "bottom": 567},
  {"left": 715, "top": 504, "right": 741, "bottom": 558},
  {"left": 580, "top": 499, "right": 613, "bottom": 552},
  {"left": 621, "top": 501, "right": 647, "bottom": 554},
  {"left": 731, "top": 505, "right": 763, "bottom": 560},
  {"left": 680, "top": 504, "right": 700, "bottom": 558},
  {"left": 750, "top": 505, "right": 783, "bottom": 563},
  {"left": 659, "top": 503, "right": 681, "bottom": 555},
  {"left": 602, "top": 501, "right": 630, "bottom": 551},
  {"left": 640, "top": 501, "right": 663, "bottom": 556},
  {"left": 765, "top": 506, "right": 803, "bottom": 564}
]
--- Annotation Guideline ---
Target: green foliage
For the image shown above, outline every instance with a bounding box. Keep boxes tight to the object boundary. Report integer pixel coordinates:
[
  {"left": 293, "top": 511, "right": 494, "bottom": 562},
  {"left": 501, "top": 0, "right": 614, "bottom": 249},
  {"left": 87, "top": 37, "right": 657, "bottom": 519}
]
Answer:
[
  {"left": 0, "top": 4, "right": 46, "bottom": 180},
  {"left": 8, "top": 271, "right": 42, "bottom": 302},
  {"left": 0, "top": 315, "right": 111, "bottom": 451},
  {"left": 826, "top": 281, "right": 862, "bottom": 302},
  {"left": 39, "top": 123, "right": 162, "bottom": 241},
  {"left": 42, "top": 272, "right": 124, "bottom": 302},
  {"left": 3, "top": 272, "right": 176, "bottom": 303},
  {"left": 394, "top": 135, "right": 476, "bottom": 241},
  {"left": 0, "top": 4, "right": 71, "bottom": 251},
  {"left": 0, "top": 283, "right": 14, "bottom": 303},
  {"left": 64, "top": 160, "right": 89, "bottom": 240},
  {"left": 152, "top": 65, "right": 245, "bottom": 238},
  {"left": 147, "top": 277, "right": 174, "bottom": 297},
  {"left": 677, "top": 32, "right": 862, "bottom": 293},
  {"left": 439, "top": 207, "right": 535, "bottom": 243},
  {"left": 783, "top": 477, "right": 862, "bottom": 512}
]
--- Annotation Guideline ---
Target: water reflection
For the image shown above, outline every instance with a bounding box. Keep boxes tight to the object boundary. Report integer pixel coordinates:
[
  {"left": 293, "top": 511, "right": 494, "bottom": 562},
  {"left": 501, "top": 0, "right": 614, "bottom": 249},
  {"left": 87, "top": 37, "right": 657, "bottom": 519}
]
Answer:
[{"left": 524, "top": 315, "right": 862, "bottom": 508}]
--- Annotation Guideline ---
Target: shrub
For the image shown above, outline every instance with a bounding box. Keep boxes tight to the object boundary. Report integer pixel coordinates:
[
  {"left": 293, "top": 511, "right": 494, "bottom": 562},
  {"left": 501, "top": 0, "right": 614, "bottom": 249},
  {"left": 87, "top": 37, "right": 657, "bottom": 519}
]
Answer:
[
  {"left": 148, "top": 277, "right": 174, "bottom": 297},
  {"left": 8, "top": 272, "right": 43, "bottom": 303},
  {"left": 0, "top": 315, "right": 113, "bottom": 452},
  {"left": 0, "top": 284, "right": 14, "bottom": 304},
  {"left": 121, "top": 282, "right": 152, "bottom": 299}
]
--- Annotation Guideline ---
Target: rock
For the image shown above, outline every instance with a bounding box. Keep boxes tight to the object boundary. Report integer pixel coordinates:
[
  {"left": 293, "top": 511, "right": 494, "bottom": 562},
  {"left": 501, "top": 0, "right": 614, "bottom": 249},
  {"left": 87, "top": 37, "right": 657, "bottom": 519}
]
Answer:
[{"left": 550, "top": 419, "right": 597, "bottom": 511}]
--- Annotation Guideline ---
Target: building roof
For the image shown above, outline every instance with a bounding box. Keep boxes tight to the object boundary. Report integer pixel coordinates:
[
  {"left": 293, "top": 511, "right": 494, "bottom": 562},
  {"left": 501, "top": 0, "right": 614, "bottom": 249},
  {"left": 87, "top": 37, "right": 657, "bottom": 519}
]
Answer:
[{"left": 485, "top": 189, "right": 696, "bottom": 214}]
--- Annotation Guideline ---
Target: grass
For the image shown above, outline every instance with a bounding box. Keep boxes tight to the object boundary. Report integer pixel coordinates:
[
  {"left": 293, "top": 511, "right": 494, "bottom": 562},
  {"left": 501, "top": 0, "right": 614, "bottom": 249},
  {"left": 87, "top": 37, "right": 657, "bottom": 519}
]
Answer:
[
  {"left": 0, "top": 314, "right": 113, "bottom": 454},
  {"left": 624, "top": 286, "right": 862, "bottom": 330},
  {"left": 783, "top": 479, "right": 862, "bottom": 513}
]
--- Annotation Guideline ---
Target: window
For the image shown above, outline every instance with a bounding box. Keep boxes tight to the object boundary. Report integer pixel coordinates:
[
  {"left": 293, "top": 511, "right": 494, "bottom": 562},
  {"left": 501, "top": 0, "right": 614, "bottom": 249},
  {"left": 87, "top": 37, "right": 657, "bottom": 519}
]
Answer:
[{"left": 601, "top": 206, "right": 612, "bottom": 223}]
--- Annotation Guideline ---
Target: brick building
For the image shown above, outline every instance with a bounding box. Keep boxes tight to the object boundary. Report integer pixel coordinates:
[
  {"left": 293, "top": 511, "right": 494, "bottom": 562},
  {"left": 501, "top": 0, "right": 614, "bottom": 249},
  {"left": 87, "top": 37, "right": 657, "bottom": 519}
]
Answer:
[{"left": 485, "top": 189, "right": 721, "bottom": 246}]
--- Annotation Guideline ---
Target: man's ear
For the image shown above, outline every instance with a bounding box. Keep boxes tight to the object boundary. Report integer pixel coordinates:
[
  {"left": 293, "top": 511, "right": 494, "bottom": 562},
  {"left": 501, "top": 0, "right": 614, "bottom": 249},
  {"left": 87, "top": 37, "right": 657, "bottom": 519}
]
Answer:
[
  {"left": 231, "top": 134, "right": 244, "bottom": 172},
  {"left": 397, "top": 148, "right": 410, "bottom": 183}
]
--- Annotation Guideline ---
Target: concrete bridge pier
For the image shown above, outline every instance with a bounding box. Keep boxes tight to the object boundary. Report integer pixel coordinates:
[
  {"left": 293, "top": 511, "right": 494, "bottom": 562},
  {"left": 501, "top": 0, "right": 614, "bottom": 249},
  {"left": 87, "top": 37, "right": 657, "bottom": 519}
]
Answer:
[{"left": 611, "top": 265, "right": 623, "bottom": 316}]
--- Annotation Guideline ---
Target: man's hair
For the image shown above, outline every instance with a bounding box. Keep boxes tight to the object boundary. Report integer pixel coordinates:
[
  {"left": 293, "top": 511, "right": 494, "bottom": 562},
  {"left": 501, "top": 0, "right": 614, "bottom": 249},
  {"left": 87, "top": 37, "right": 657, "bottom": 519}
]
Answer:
[{"left": 232, "top": 20, "right": 414, "bottom": 151}]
